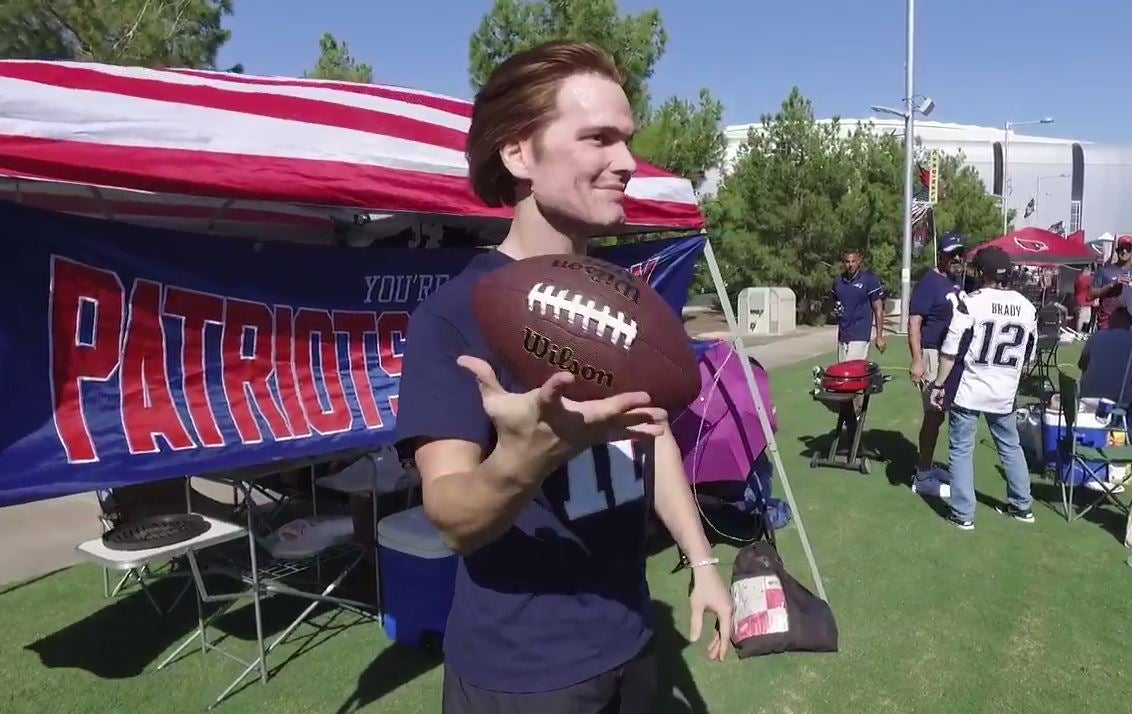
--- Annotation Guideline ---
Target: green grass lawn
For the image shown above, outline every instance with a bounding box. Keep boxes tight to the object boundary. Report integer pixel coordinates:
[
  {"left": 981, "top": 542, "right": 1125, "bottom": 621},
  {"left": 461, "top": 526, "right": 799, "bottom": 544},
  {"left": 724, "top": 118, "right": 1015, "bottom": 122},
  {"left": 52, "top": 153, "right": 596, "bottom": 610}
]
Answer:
[{"left": 2, "top": 337, "right": 1130, "bottom": 713}]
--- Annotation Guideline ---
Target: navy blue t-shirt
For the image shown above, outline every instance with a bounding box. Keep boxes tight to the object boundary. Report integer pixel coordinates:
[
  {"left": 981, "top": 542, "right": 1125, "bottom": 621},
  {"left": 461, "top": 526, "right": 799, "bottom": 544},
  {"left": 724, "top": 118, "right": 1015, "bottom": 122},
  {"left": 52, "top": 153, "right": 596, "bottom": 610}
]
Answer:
[
  {"left": 908, "top": 270, "right": 962, "bottom": 349},
  {"left": 1079, "top": 328, "right": 1132, "bottom": 403},
  {"left": 394, "top": 250, "right": 653, "bottom": 694},
  {"left": 830, "top": 269, "right": 886, "bottom": 342}
]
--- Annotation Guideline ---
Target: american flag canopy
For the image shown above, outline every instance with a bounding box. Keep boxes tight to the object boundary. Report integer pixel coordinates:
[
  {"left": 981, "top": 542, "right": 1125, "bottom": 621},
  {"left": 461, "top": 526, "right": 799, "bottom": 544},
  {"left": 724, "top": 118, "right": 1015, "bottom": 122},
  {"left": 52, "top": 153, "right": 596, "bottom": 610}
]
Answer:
[{"left": 0, "top": 60, "right": 704, "bottom": 245}]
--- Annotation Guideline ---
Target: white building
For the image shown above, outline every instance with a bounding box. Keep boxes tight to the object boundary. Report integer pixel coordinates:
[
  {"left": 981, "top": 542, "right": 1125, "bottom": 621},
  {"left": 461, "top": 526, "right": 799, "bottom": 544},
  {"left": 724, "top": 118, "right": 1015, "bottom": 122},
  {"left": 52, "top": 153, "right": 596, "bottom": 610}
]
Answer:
[{"left": 706, "top": 117, "right": 1132, "bottom": 240}]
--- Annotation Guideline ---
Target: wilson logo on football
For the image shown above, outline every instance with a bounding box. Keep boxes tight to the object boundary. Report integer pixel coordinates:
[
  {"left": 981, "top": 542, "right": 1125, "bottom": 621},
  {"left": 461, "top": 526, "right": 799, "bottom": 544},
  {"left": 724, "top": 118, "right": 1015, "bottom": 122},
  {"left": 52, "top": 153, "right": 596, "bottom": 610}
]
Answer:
[{"left": 521, "top": 328, "right": 615, "bottom": 388}]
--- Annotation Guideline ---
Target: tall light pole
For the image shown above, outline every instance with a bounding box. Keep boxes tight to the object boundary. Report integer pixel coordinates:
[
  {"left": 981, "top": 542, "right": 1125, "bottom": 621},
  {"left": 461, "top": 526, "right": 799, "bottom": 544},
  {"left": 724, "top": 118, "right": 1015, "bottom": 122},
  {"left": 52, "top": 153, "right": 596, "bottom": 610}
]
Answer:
[
  {"left": 1001, "top": 117, "right": 1055, "bottom": 236},
  {"left": 867, "top": 0, "right": 934, "bottom": 335}
]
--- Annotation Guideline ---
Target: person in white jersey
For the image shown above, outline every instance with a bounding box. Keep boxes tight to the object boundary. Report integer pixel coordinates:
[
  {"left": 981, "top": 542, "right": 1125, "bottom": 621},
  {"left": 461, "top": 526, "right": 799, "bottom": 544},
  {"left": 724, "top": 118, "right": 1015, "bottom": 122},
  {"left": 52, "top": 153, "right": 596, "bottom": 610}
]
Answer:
[{"left": 929, "top": 246, "right": 1038, "bottom": 530}]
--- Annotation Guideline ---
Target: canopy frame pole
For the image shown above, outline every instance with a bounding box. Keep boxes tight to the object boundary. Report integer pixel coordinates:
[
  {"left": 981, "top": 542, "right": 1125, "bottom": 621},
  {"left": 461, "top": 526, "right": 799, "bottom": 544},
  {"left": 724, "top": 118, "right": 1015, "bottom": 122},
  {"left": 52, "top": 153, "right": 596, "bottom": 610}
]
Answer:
[
  {"left": 88, "top": 186, "right": 114, "bottom": 221},
  {"left": 207, "top": 199, "right": 235, "bottom": 234},
  {"left": 701, "top": 238, "right": 828, "bottom": 602}
]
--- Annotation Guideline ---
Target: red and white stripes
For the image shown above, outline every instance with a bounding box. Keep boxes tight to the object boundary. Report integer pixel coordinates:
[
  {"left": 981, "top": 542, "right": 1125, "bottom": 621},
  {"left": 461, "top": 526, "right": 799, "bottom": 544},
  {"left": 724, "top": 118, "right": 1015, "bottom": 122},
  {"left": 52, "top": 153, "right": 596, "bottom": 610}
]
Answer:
[{"left": 0, "top": 60, "right": 704, "bottom": 239}]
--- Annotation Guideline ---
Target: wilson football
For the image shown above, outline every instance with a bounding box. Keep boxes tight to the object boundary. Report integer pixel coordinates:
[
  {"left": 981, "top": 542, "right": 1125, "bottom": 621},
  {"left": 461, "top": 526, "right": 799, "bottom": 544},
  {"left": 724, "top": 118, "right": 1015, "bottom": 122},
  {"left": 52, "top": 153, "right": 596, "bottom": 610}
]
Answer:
[{"left": 471, "top": 253, "right": 700, "bottom": 412}]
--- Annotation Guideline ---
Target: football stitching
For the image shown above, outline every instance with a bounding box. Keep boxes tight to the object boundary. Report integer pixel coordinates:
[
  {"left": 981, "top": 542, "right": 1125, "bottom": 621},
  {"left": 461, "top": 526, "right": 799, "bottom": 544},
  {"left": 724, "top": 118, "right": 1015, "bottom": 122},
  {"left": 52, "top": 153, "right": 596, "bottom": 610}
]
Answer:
[{"left": 525, "top": 282, "right": 639, "bottom": 349}]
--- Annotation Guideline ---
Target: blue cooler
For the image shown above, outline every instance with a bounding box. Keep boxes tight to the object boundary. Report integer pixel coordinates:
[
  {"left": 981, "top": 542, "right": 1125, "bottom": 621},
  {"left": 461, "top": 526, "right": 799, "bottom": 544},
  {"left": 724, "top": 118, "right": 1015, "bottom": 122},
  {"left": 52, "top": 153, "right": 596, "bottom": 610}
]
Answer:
[
  {"left": 1042, "top": 401, "right": 1111, "bottom": 486},
  {"left": 377, "top": 505, "right": 458, "bottom": 647}
]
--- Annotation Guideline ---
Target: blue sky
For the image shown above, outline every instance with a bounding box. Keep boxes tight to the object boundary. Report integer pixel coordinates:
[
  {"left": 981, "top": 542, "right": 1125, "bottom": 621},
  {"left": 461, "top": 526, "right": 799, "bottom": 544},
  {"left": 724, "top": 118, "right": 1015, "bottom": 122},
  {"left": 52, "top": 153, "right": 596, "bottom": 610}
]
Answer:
[{"left": 216, "top": 0, "right": 1130, "bottom": 143}]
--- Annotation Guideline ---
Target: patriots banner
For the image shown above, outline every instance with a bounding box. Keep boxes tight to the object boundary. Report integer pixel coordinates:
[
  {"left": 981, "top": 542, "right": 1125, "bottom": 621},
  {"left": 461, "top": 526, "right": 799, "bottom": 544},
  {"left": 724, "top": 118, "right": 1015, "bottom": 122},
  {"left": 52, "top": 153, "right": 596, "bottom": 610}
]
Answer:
[{"left": 0, "top": 202, "right": 706, "bottom": 506}]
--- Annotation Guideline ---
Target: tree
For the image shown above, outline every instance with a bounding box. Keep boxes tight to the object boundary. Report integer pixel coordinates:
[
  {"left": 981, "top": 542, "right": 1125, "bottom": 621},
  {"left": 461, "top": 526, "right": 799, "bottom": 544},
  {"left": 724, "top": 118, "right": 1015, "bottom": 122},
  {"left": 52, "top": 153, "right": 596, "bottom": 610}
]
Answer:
[
  {"left": 702, "top": 89, "right": 859, "bottom": 318},
  {"left": 0, "top": 0, "right": 235, "bottom": 69},
  {"left": 469, "top": 0, "right": 665, "bottom": 121},
  {"left": 630, "top": 89, "right": 726, "bottom": 186},
  {"left": 702, "top": 87, "right": 1003, "bottom": 322},
  {"left": 304, "top": 32, "right": 373, "bottom": 83},
  {"left": 468, "top": 0, "right": 724, "bottom": 185}
]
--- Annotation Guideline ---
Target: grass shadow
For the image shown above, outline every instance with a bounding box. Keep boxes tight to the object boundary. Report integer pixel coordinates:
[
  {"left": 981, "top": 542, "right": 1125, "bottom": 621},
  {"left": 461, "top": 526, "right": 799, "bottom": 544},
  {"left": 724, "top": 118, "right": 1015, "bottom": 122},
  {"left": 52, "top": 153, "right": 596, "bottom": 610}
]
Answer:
[
  {"left": 1027, "top": 480, "right": 1129, "bottom": 544},
  {"left": 336, "top": 641, "right": 442, "bottom": 714},
  {"left": 652, "top": 599, "right": 711, "bottom": 714},
  {"left": 24, "top": 572, "right": 202, "bottom": 678}
]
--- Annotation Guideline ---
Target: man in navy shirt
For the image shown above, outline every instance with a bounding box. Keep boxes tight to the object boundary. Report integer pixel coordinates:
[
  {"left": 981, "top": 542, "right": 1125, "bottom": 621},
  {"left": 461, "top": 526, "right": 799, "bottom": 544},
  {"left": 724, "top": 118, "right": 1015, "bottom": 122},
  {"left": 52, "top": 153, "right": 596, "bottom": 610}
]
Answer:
[
  {"left": 830, "top": 248, "right": 887, "bottom": 361},
  {"left": 1078, "top": 308, "right": 1132, "bottom": 404},
  {"left": 395, "top": 41, "right": 732, "bottom": 714},
  {"left": 908, "top": 234, "right": 966, "bottom": 475}
]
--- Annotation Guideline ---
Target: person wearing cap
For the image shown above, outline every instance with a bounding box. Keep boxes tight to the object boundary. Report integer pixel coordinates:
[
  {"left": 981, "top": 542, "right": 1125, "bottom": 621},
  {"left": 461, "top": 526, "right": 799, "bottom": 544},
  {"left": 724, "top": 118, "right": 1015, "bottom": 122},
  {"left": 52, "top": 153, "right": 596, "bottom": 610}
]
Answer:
[
  {"left": 929, "top": 246, "right": 1038, "bottom": 530},
  {"left": 908, "top": 233, "right": 966, "bottom": 479},
  {"left": 829, "top": 248, "right": 887, "bottom": 361},
  {"left": 1088, "top": 237, "right": 1132, "bottom": 330}
]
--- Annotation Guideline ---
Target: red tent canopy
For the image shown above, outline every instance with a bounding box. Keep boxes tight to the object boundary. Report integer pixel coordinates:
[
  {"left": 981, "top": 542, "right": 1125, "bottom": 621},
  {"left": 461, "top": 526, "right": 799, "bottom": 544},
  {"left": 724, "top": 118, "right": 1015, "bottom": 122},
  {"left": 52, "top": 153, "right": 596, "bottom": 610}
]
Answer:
[
  {"left": 969, "top": 227, "right": 1096, "bottom": 265},
  {"left": 0, "top": 60, "right": 704, "bottom": 244}
]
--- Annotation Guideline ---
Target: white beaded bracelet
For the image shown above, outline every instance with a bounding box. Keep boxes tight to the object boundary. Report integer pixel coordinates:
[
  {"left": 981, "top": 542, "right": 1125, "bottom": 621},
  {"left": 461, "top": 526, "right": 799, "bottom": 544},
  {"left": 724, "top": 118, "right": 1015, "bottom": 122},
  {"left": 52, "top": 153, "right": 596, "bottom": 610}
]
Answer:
[{"left": 689, "top": 557, "right": 720, "bottom": 569}]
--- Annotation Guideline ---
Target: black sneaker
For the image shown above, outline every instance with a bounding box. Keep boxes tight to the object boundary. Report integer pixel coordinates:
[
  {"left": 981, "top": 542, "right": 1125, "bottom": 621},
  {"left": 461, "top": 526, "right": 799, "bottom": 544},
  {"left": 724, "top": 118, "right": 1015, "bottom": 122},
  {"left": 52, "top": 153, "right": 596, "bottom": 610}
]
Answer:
[
  {"left": 996, "top": 505, "right": 1035, "bottom": 523},
  {"left": 946, "top": 513, "right": 974, "bottom": 531}
]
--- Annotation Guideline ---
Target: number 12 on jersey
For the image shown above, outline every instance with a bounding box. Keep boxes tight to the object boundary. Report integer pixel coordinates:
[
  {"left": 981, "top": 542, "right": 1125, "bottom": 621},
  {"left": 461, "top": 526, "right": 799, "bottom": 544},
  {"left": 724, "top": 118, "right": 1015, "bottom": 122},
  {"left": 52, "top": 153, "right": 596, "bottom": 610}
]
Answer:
[{"left": 972, "top": 320, "right": 1028, "bottom": 368}]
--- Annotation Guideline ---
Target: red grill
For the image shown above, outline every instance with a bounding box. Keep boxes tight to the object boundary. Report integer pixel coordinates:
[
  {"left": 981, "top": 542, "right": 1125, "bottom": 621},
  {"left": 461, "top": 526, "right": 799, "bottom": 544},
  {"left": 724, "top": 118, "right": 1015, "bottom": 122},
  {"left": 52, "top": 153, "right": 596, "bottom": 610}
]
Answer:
[
  {"left": 808, "top": 360, "right": 892, "bottom": 474},
  {"left": 814, "top": 360, "right": 886, "bottom": 395}
]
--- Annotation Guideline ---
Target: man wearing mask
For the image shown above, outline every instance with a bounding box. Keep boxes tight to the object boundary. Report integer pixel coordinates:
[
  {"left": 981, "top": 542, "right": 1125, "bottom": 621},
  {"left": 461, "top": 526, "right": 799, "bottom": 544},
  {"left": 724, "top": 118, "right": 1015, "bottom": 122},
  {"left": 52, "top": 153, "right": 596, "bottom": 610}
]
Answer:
[
  {"left": 908, "top": 234, "right": 966, "bottom": 479},
  {"left": 830, "top": 248, "right": 887, "bottom": 361},
  {"left": 1089, "top": 237, "right": 1132, "bottom": 330}
]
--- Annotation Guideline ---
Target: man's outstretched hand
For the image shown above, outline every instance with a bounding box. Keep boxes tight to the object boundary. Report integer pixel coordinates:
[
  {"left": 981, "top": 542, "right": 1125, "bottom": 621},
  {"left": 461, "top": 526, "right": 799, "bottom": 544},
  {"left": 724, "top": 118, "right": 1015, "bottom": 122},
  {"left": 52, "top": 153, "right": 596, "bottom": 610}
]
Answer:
[{"left": 457, "top": 355, "right": 667, "bottom": 472}]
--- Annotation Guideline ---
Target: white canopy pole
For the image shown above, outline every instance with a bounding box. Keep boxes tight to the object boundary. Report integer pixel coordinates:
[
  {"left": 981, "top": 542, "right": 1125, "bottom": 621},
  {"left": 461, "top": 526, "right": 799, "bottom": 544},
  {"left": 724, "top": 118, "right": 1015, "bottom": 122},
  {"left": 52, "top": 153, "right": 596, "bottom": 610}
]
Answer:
[{"left": 701, "top": 238, "right": 828, "bottom": 602}]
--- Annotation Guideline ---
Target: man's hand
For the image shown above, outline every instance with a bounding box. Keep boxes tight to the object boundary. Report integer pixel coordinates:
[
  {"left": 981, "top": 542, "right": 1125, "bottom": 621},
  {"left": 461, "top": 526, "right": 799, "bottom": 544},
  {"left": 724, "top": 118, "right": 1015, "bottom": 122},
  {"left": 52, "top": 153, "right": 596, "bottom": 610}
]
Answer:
[
  {"left": 688, "top": 564, "right": 734, "bottom": 662},
  {"left": 909, "top": 359, "right": 925, "bottom": 386},
  {"left": 457, "top": 356, "right": 667, "bottom": 476},
  {"left": 875, "top": 335, "right": 887, "bottom": 353},
  {"left": 929, "top": 385, "right": 946, "bottom": 411}
]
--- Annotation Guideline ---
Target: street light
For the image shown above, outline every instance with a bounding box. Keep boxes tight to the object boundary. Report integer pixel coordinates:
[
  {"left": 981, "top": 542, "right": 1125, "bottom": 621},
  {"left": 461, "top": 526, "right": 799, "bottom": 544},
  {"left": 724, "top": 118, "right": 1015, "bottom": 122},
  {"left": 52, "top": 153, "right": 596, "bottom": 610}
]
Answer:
[
  {"left": 862, "top": 0, "right": 928, "bottom": 336},
  {"left": 1001, "top": 117, "right": 1055, "bottom": 235}
]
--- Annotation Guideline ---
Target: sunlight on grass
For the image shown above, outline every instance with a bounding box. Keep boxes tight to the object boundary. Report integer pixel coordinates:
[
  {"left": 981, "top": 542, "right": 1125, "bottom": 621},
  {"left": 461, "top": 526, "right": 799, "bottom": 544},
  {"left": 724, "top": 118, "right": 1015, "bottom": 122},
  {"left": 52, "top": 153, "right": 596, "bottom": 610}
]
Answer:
[{"left": 2, "top": 337, "right": 1129, "bottom": 713}]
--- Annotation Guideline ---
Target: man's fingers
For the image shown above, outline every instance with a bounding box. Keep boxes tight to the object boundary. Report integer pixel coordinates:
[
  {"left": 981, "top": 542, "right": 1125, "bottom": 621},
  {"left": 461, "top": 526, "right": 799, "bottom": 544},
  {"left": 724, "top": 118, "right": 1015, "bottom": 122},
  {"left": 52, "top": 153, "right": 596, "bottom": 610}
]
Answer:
[
  {"left": 716, "top": 612, "right": 733, "bottom": 661},
  {"left": 584, "top": 391, "right": 654, "bottom": 419},
  {"left": 535, "top": 371, "right": 575, "bottom": 407},
  {"left": 688, "top": 602, "right": 705, "bottom": 643},
  {"left": 456, "top": 356, "right": 504, "bottom": 396}
]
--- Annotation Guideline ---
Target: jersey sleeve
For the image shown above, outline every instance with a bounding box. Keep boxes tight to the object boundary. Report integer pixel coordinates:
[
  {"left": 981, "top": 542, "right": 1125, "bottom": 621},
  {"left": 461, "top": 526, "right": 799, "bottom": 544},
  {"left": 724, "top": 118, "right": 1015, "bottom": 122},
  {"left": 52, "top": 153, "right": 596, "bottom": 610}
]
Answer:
[
  {"left": 941, "top": 299, "right": 974, "bottom": 355},
  {"left": 866, "top": 273, "right": 887, "bottom": 302},
  {"left": 394, "top": 304, "right": 493, "bottom": 450}
]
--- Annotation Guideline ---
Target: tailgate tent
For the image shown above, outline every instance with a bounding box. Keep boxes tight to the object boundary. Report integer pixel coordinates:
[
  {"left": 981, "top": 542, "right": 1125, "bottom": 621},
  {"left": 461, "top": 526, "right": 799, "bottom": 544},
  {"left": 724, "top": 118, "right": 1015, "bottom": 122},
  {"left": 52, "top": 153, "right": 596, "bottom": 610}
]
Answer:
[
  {"left": 969, "top": 227, "right": 1098, "bottom": 265},
  {"left": 0, "top": 60, "right": 825, "bottom": 599},
  {"left": 0, "top": 61, "right": 701, "bottom": 243}
]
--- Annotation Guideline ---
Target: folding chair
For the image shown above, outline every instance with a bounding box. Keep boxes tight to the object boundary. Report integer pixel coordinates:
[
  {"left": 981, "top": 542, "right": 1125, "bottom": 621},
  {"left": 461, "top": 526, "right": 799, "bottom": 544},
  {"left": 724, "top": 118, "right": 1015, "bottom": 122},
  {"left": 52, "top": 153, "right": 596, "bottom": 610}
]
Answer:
[
  {"left": 1054, "top": 373, "right": 1132, "bottom": 522},
  {"left": 164, "top": 474, "right": 380, "bottom": 709}
]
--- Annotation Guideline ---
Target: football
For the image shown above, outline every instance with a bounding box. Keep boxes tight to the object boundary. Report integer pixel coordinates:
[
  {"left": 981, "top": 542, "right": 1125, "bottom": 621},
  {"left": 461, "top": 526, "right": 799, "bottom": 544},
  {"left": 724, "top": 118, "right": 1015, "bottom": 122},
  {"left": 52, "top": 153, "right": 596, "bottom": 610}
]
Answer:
[{"left": 471, "top": 253, "right": 701, "bottom": 412}]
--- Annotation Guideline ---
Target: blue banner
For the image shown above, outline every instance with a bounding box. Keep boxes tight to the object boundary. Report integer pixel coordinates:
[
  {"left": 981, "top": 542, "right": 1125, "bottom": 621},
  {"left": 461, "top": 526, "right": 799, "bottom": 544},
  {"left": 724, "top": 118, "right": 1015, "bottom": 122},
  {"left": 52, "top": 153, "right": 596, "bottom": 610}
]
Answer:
[{"left": 0, "top": 202, "right": 706, "bottom": 506}]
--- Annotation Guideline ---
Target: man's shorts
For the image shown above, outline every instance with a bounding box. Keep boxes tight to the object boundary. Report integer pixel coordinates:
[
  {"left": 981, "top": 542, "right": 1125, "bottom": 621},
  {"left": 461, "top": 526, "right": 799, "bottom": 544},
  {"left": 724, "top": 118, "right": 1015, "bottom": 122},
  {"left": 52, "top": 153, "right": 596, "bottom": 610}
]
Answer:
[
  {"left": 837, "top": 341, "right": 870, "bottom": 362},
  {"left": 919, "top": 348, "right": 940, "bottom": 412}
]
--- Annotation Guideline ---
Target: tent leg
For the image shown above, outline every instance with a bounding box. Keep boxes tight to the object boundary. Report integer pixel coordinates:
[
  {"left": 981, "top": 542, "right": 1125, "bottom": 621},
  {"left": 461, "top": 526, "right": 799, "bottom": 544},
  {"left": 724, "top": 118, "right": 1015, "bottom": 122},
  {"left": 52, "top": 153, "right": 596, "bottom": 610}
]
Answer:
[
  {"left": 89, "top": 186, "right": 114, "bottom": 221},
  {"left": 701, "top": 239, "right": 828, "bottom": 603},
  {"left": 208, "top": 199, "right": 235, "bottom": 234}
]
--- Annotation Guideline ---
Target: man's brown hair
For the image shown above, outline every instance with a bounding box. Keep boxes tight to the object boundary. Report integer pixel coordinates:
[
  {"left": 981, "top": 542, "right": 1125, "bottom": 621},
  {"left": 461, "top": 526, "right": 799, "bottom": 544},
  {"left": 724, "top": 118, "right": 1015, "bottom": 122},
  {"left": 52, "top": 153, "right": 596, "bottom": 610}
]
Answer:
[{"left": 466, "top": 41, "right": 622, "bottom": 207}]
